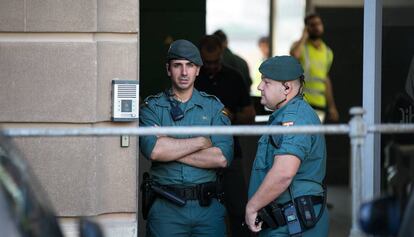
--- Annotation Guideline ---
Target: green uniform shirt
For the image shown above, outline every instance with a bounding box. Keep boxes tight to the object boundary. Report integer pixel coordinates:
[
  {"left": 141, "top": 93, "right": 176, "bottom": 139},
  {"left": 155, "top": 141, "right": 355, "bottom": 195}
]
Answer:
[
  {"left": 140, "top": 89, "right": 234, "bottom": 186},
  {"left": 248, "top": 95, "right": 326, "bottom": 203}
]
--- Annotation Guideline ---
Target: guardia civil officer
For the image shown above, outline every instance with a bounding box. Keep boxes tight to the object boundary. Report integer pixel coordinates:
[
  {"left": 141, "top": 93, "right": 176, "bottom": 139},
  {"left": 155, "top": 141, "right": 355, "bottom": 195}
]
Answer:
[
  {"left": 139, "top": 39, "right": 233, "bottom": 237},
  {"left": 245, "top": 56, "right": 329, "bottom": 236}
]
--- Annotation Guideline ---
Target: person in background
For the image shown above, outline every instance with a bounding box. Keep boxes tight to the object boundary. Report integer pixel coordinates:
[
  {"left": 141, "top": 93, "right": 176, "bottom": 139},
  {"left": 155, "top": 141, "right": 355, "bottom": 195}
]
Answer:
[
  {"left": 196, "top": 35, "right": 255, "bottom": 237},
  {"left": 252, "top": 36, "right": 270, "bottom": 97},
  {"left": 252, "top": 36, "right": 271, "bottom": 117},
  {"left": 213, "top": 29, "right": 252, "bottom": 91},
  {"left": 290, "top": 13, "right": 339, "bottom": 123}
]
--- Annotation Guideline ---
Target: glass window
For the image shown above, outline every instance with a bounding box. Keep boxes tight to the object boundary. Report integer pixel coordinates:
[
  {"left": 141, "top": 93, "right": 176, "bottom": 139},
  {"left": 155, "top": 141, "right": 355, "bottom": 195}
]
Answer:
[
  {"left": 272, "top": 0, "right": 306, "bottom": 55},
  {"left": 207, "top": 0, "right": 270, "bottom": 98}
]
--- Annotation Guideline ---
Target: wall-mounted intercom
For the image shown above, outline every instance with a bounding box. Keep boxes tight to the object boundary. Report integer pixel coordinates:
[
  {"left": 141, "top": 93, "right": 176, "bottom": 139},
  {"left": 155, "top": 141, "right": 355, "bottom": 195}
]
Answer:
[{"left": 112, "top": 79, "right": 139, "bottom": 122}]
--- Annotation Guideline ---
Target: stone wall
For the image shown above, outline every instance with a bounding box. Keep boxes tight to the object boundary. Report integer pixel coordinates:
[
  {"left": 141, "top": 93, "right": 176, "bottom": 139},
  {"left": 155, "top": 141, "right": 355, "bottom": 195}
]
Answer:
[{"left": 0, "top": 0, "right": 139, "bottom": 236}]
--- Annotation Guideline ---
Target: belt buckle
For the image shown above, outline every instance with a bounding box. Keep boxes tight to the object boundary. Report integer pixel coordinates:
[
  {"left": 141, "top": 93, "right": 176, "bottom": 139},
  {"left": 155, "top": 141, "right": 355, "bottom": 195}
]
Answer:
[
  {"left": 183, "top": 187, "right": 197, "bottom": 200},
  {"left": 184, "top": 188, "right": 191, "bottom": 199}
]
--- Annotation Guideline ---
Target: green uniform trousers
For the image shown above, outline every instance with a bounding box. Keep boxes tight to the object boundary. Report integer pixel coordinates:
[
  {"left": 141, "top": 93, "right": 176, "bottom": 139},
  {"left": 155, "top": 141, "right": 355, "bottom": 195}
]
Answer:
[{"left": 146, "top": 198, "right": 226, "bottom": 237}]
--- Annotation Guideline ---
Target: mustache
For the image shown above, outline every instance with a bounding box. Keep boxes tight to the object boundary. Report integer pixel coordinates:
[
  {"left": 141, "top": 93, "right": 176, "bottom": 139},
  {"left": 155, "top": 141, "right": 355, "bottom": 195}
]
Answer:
[{"left": 309, "top": 33, "right": 323, "bottom": 40}]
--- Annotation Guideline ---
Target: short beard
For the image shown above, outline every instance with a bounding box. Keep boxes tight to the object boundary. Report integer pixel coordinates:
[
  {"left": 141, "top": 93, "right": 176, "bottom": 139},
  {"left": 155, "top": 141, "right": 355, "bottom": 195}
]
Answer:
[{"left": 309, "top": 34, "right": 321, "bottom": 40}]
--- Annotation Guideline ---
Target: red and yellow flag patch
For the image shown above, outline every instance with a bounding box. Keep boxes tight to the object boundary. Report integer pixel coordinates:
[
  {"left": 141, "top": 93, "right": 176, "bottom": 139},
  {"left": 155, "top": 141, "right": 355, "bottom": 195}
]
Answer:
[{"left": 282, "top": 121, "right": 294, "bottom": 126}]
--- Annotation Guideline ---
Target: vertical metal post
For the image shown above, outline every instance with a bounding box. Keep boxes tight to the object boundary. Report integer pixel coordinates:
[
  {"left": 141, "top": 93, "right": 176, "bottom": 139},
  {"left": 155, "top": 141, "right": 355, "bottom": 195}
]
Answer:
[
  {"left": 362, "top": 0, "right": 382, "bottom": 203},
  {"left": 349, "top": 107, "right": 366, "bottom": 237},
  {"left": 136, "top": 0, "right": 141, "bottom": 235},
  {"left": 269, "top": 0, "right": 276, "bottom": 56}
]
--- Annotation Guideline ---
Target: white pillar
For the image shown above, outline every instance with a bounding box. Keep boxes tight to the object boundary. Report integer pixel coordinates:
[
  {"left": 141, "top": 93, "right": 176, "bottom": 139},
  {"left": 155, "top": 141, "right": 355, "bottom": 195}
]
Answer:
[
  {"left": 349, "top": 107, "right": 366, "bottom": 237},
  {"left": 362, "top": 0, "right": 382, "bottom": 202}
]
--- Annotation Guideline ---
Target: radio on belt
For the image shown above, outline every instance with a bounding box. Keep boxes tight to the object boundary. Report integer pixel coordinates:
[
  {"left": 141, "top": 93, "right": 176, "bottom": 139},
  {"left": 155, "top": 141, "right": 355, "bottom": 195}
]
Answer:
[{"left": 112, "top": 79, "right": 139, "bottom": 122}]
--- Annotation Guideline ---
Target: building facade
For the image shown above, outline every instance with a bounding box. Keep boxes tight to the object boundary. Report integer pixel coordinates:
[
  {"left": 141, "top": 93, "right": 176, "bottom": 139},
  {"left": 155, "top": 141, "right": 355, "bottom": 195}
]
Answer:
[{"left": 0, "top": 1, "right": 139, "bottom": 236}]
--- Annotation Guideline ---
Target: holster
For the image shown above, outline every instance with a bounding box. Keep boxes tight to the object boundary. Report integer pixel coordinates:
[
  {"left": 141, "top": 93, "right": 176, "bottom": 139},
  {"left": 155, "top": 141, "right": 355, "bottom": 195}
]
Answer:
[
  {"left": 257, "top": 202, "right": 286, "bottom": 229},
  {"left": 295, "top": 196, "right": 318, "bottom": 229},
  {"left": 256, "top": 195, "right": 324, "bottom": 232},
  {"left": 197, "top": 182, "right": 216, "bottom": 206},
  {"left": 140, "top": 172, "right": 156, "bottom": 220},
  {"left": 258, "top": 207, "right": 278, "bottom": 229},
  {"left": 215, "top": 173, "right": 225, "bottom": 204},
  {"left": 198, "top": 175, "right": 225, "bottom": 206}
]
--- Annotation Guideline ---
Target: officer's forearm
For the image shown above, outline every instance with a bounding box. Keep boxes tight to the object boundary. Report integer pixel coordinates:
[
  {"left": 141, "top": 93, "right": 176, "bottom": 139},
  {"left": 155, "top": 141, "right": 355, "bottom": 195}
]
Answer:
[
  {"left": 150, "top": 136, "right": 211, "bottom": 162},
  {"left": 177, "top": 147, "right": 227, "bottom": 168},
  {"left": 247, "top": 169, "right": 292, "bottom": 213},
  {"left": 325, "top": 77, "right": 337, "bottom": 110},
  {"left": 247, "top": 155, "right": 300, "bottom": 213}
]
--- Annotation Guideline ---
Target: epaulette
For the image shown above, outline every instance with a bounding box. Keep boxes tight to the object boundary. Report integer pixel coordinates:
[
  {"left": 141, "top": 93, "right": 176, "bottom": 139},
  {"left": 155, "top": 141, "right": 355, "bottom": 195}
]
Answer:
[
  {"left": 144, "top": 92, "right": 163, "bottom": 103},
  {"left": 199, "top": 91, "right": 221, "bottom": 102},
  {"left": 141, "top": 92, "right": 163, "bottom": 108}
]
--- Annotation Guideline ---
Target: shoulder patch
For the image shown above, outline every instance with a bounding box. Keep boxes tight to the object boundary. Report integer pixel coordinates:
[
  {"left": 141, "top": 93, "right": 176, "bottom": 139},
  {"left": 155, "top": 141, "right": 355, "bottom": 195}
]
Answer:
[
  {"left": 221, "top": 109, "right": 230, "bottom": 117},
  {"left": 282, "top": 121, "right": 294, "bottom": 126}
]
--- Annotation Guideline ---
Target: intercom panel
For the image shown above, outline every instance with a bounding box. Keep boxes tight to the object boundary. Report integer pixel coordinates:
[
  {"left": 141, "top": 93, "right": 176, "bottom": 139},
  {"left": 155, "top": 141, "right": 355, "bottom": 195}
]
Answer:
[{"left": 112, "top": 80, "right": 139, "bottom": 122}]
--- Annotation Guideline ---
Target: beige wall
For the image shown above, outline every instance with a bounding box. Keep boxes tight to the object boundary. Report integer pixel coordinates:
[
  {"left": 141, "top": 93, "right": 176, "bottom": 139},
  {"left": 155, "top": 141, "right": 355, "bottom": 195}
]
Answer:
[{"left": 0, "top": 0, "right": 138, "bottom": 229}]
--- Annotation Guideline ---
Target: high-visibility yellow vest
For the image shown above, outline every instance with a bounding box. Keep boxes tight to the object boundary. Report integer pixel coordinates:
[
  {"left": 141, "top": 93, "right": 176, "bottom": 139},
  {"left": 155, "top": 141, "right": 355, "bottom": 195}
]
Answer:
[
  {"left": 299, "top": 41, "right": 333, "bottom": 109},
  {"left": 251, "top": 59, "right": 264, "bottom": 97}
]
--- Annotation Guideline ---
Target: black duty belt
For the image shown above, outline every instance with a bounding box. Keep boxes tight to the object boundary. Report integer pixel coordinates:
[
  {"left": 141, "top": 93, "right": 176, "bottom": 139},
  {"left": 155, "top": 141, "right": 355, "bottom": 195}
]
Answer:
[
  {"left": 258, "top": 195, "right": 325, "bottom": 230},
  {"left": 281, "top": 195, "right": 323, "bottom": 207},
  {"left": 159, "top": 181, "right": 223, "bottom": 207},
  {"left": 165, "top": 186, "right": 199, "bottom": 200}
]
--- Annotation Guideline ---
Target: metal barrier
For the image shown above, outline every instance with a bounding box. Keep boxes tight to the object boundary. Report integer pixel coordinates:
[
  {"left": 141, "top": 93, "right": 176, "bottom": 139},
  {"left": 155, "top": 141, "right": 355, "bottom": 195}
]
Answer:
[
  {"left": 2, "top": 125, "right": 350, "bottom": 137},
  {"left": 2, "top": 106, "right": 414, "bottom": 237}
]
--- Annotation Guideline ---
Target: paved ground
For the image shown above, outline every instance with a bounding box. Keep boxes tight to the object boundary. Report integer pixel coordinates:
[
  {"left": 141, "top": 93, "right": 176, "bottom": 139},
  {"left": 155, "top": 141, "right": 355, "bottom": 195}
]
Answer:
[{"left": 328, "top": 185, "right": 352, "bottom": 237}]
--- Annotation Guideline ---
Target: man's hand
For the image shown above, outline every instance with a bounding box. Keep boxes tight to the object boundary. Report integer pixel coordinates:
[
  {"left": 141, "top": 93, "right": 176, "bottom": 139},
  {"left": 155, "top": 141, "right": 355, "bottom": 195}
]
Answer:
[
  {"left": 328, "top": 106, "right": 339, "bottom": 122},
  {"left": 245, "top": 204, "right": 262, "bottom": 232},
  {"left": 301, "top": 27, "right": 309, "bottom": 42},
  {"left": 199, "top": 136, "right": 213, "bottom": 149},
  {"left": 151, "top": 136, "right": 213, "bottom": 162},
  {"left": 290, "top": 28, "right": 309, "bottom": 59}
]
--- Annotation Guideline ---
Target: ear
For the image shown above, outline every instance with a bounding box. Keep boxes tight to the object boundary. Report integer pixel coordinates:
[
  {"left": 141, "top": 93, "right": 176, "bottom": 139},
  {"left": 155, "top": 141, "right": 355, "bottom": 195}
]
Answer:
[
  {"left": 284, "top": 82, "right": 292, "bottom": 94},
  {"left": 195, "top": 66, "right": 200, "bottom": 76},
  {"left": 166, "top": 63, "right": 171, "bottom": 77}
]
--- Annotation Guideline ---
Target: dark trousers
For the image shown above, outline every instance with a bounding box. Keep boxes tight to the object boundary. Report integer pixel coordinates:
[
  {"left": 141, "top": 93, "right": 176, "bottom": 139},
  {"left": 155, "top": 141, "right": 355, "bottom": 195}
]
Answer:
[{"left": 223, "top": 158, "right": 251, "bottom": 237}]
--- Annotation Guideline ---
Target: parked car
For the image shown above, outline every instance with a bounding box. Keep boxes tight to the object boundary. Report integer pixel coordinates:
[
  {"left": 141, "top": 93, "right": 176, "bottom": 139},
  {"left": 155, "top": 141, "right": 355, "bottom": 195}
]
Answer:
[{"left": 0, "top": 132, "right": 103, "bottom": 237}]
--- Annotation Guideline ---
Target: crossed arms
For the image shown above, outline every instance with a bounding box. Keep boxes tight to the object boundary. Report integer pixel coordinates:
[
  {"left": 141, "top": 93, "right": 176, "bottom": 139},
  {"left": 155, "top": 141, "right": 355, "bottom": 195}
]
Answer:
[
  {"left": 139, "top": 103, "right": 233, "bottom": 169},
  {"left": 150, "top": 136, "right": 228, "bottom": 168}
]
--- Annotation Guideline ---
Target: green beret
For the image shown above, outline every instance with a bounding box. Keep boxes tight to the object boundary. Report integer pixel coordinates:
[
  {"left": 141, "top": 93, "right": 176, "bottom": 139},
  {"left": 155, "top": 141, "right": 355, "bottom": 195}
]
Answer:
[
  {"left": 167, "top": 39, "right": 203, "bottom": 66},
  {"left": 259, "top": 56, "right": 304, "bottom": 81}
]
